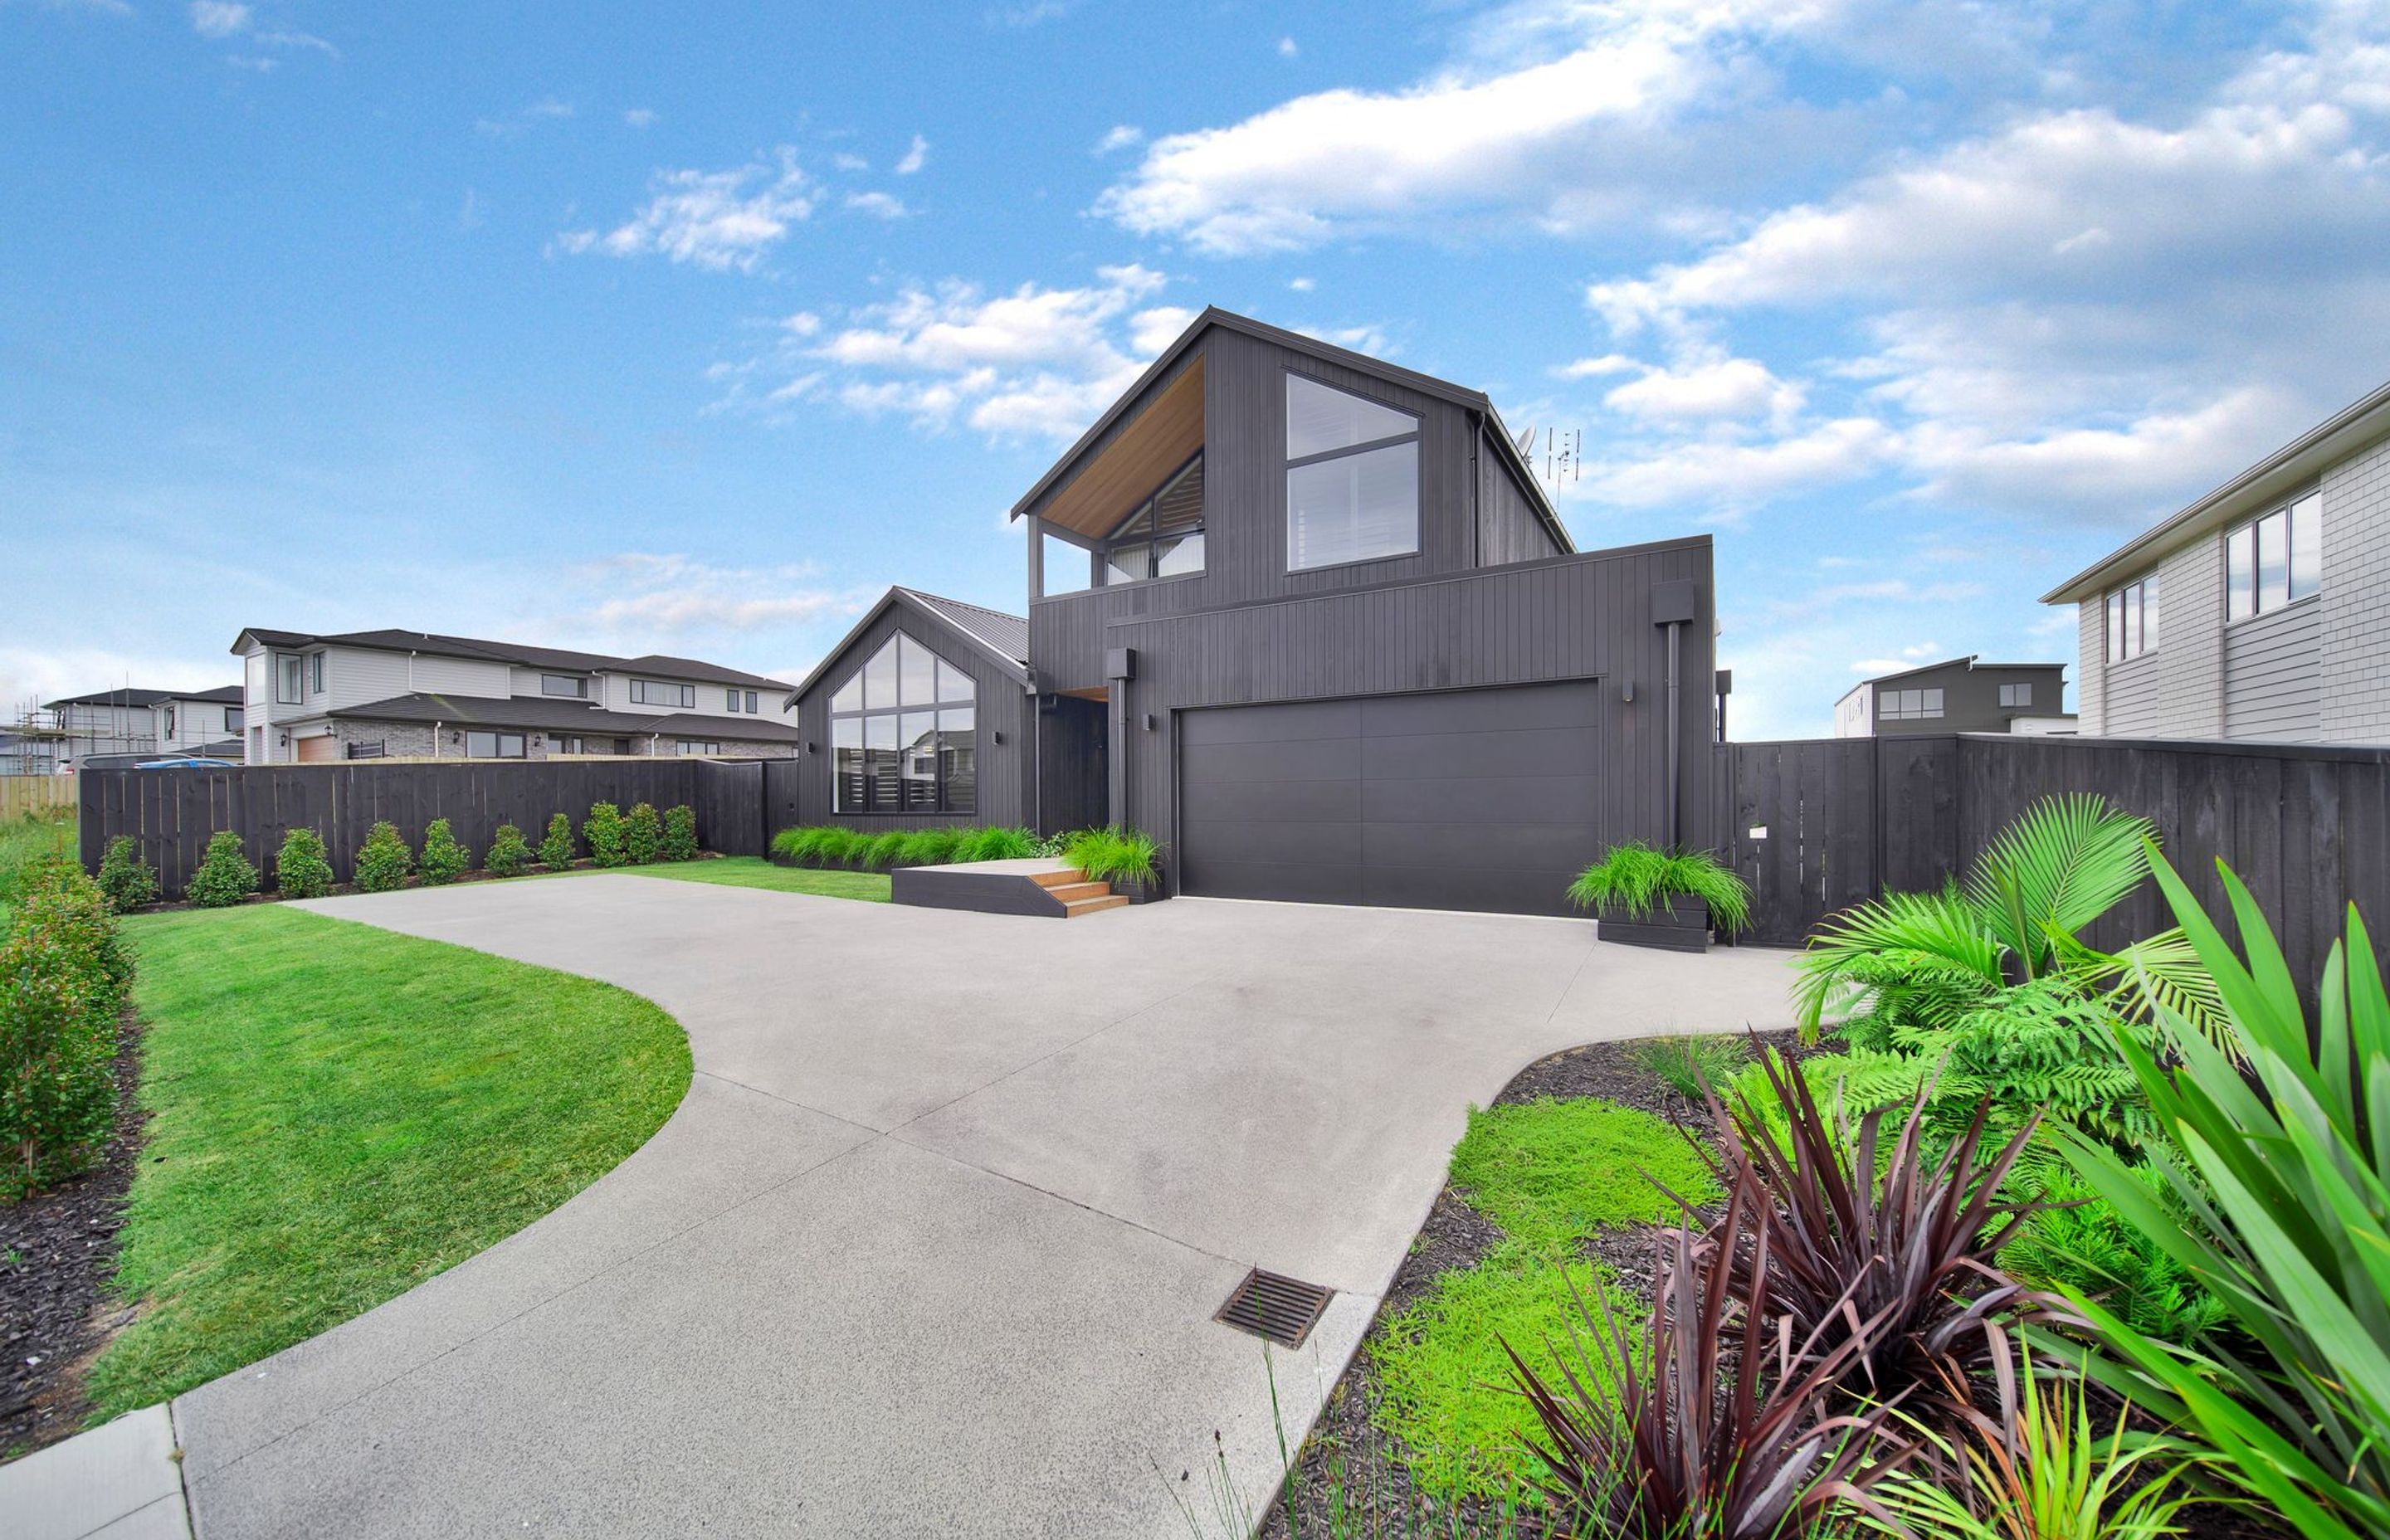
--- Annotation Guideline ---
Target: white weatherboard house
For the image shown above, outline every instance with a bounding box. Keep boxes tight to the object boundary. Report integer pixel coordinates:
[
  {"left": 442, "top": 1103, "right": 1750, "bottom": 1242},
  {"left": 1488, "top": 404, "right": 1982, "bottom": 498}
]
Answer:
[
  {"left": 2045, "top": 378, "right": 2390, "bottom": 744},
  {"left": 32, "top": 685, "right": 245, "bottom": 768},
  {"left": 229, "top": 627, "right": 797, "bottom": 764}
]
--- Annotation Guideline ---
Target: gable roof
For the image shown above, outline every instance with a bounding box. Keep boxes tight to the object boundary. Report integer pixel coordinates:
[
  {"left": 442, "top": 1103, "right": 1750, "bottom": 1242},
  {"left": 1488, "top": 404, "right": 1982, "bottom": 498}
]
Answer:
[
  {"left": 1006, "top": 306, "right": 1569, "bottom": 552},
  {"left": 2041, "top": 375, "right": 2390, "bottom": 604},
  {"left": 781, "top": 586, "right": 1030, "bottom": 709},
  {"left": 230, "top": 626, "right": 791, "bottom": 690},
  {"left": 177, "top": 685, "right": 246, "bottom": 704}
]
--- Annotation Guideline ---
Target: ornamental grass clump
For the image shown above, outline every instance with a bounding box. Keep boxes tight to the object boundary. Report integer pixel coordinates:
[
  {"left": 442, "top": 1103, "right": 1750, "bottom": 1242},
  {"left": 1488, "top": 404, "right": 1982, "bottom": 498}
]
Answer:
[
  {"left": 418, "top": 819, "right": 470, "bottom": 885},
  {"left": 273, "top": 827, "right": 334, "bottom": 899},
  {"left": 583, "top": 803, "right": 627, "bottom": 868},
  {"left": 661, "top": 805, "right": 698, "bottom": 862},
  {"left": 352, "top": 821, "right": 413, "bottom": 894},
  {"left": 624, "top": 803, "right": 661, "bottom": 865},
  {"left": 861, "top": 831, "right": 910, "bottom": 870},
  {"left": 95, "top": 836, "right": 158, "bottom": 914},
  {"left": 1627, "top": 1033, "right": 1753, "bottom": 1100},
  {"left": 1, "top": 863, "right": 129, "bottom": 1199},
  {"left": 954, "top": 826, "right": 1037, "bottom": 862},
  {"left": 483, "top": 823, "right": 532, "bottom": 878},
  {"left": 1060, "top": 827, "right": 1160, "bottom": 885},
  {"left": 895, "top": 827, "right": 965, "bottom": 867},
  {"left": 1566, "top": 841, "right": 1753, "bottom": 932},
  {"left": 538, "top": 812, "right": 575, "bottom": 870},
  {"left": 187, "top": 830, "right": 260, "bottom": 908}
]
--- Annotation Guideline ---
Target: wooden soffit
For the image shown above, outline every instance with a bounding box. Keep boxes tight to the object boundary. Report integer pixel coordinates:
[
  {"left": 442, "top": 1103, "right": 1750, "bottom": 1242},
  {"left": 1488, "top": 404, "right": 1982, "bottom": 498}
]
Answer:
[{"left": 1036, "top": 356, "right": 1204, "bottom": 540}]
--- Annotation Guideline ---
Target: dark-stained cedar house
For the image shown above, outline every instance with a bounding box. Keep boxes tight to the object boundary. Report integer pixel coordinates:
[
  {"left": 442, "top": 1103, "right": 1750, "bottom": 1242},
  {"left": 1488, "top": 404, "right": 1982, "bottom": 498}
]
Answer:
[{"left": 789, "top": 308, "right": 1718, "bottom": 918}]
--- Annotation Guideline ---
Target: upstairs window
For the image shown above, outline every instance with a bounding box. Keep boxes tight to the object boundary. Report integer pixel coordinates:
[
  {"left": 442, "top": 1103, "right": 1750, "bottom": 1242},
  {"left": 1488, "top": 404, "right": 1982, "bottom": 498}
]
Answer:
[
  {"left": 726, "top": 688, "right": 760, "bottom": 713},
  {"left": 1879, "top": 687, "right": 1944, "bottom": 721},
  {"left": 2226, "top": 491, "right": 2321, "bottom": 621},
  {"left": 1101, "top": 453, "right": 1205, "bottom": 585},
  {"left": 829, "top": 632, "right": 976, "bottom": 815},
  {"left": 1998, "top": 683, "right": 2033, "bottom": 708},
  {"left": 225, "top": 707, "right": 242, "bottom": 732},
  {"left": 161, "top": 704, "right": 177, "bottom": 738},
  {"left": 309, "top": 652, "right": 325, "bottom": 694},
  {"left": 630, "top": 679, "right": 696, "bottom": 708},
  {"left": 541, "top": 674, "right": 588, "bottom": 698},
  {"left": 1285, "top": 374, "right": 1420, "bottom": 571},
  {"left": 2106, "top": 575, "right": 2158, "bottom": 661},
  {"left": 275, "top": 654, "right": 303, "bottom": 705}
]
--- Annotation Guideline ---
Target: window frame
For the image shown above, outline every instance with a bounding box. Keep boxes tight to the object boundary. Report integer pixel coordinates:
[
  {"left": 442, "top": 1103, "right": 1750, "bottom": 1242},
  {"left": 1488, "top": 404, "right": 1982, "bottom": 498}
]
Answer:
[
  {"left": 677, "top": 739, "right": 721, "bottom": 756},
  {"left": 1998, "top": 682, "right": 2032, "bottom": 709},
  {"left": 464, "top": 729, "right": 527, "bottom": 759},
  {"left": 540, "top": 674, "right": 588, "bottom": 699},
  {"left": 308, "top": 652, "right": 325, "bottom": 694},
  {"left": 2225, "top": 490, "right": 2323, "bottom": 623},
  {"left": 1877, "top": 686, "right": 1946, "bottom": 722},
  {"left": 828, "top": 630, "right": 978, "bottom": 816},
  {"left": 274, "top": 653, "right": 304, "bottom": 706},
  {"left": 1096, "top": 451, "right": 1206, "bottom": 588},
  {"left": 2106, "top": 575, "right": 2158, "bottom": 663},
  {"left": 1283, "top": 371, "right": 1423, "bottom": 574},
  {"left": 629, "top": 679, "right": 697, "bottom": 709}
]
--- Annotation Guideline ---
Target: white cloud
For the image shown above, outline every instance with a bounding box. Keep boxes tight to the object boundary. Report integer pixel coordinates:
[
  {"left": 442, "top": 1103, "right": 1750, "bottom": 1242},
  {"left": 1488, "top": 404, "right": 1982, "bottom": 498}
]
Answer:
[
  {"left": 478, "top": 98, "right": 575, "bottom": 136},
  {"left": 832, "top": 151, "right": 869, "bottom": 172},
  {"left": 749, "top": 266, "right": 1184, "bottom": 440},
  {"left": 1578, "top": 417, "right": 1897, "bottom": 514},
  {"left": 1601, "top": 353, "right": 1802, "bottom": 426},
  {"left": 1277, "top": 36, "right": 1298, "bottom": 59},
  {"left": 570, "top": 554, "right": 875, "bottom": 636},
  {"left": 1094, "top": 124, "right": 1144, "bottom": 155},
  {"left": 844, "top": 190, "right": 911, "bottom": 219},
  {"left": 188, "top": 1, "right": 247, "bottom": 37},
  {"left": 1287, "top": 276, "right": 1315, "bottom": 293},
  {"left": 894, "top": 134, "right": 929, "bottom": 175},
  {"left": 1095, "top": 0, "right": 1833, "bottom": 254},
  {"left": 556, "top": 149, "right": 814, "bottom": 272},
  {"left": 623, "top": 108, "right": 657, "bottom": 129}
]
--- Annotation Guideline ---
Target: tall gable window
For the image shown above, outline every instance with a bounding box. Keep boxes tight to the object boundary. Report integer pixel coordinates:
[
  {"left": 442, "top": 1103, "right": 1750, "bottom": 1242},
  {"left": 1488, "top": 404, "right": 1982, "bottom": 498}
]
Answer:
[
  {"left": 830, "top": 632, "right": 976, "bottom": 814},
  {"left": 2106, "top": 575, "right": 2158, "bottom": 661},
  {"left": 1101, "top": 453, "right": 1204, "bottom": 585},
  {"left": 1285, "top": 374, "right": 1419, "bottom": 571}
]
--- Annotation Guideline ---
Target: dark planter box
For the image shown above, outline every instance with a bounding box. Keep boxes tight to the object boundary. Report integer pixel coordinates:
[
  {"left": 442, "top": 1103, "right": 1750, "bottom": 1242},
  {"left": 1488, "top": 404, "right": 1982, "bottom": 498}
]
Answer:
[
  {"left": 1596, "top": 896, "right": 1711, "bottom": 952},
  {"left": 1112, "top": 865, "right": 1168, "bottom": 904}
]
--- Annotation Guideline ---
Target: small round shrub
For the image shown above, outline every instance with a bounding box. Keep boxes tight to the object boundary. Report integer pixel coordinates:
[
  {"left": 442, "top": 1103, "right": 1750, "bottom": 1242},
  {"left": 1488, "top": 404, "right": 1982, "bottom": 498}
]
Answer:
[
  {"left": 485, "top": 823, "right": 532, "bottom": 878},
  {"left": 186, "top": 830, "right": 260, "bottom": 908},
  {"left": 583, "top": 803, "right": 627, "bottom": 868},
  {"left": 624, "top": 803, "right": 661, "bottom": 865},
  {"left": 539, "top": 812, "right": 576, "bottom": 870},
  {"left": 354, "top": 821, "right": 414, "bottom": 894},
  {"left": 661, "top": 805, "right": 698, "bottom": 863},
  {"left": 274, "top": 827, "right": 334, "bottom": 899},
  {"left": 419, "top": 818, "right": 470, "bottom": 885},
  {"left": 95, "top": 836, "right": 159, "bottom": 913}
]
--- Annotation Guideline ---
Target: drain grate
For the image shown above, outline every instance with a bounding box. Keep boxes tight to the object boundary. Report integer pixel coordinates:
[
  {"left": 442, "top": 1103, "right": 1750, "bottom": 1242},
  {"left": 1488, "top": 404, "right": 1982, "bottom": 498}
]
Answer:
[{"left": 1214, "top": 1268, "right": 1334, "bottom": 1348}]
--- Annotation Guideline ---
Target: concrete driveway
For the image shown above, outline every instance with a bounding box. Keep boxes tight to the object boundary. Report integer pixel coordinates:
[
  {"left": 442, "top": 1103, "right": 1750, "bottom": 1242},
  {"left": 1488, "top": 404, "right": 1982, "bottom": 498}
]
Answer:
[{"left": 158, "top": 876, "right": 1793, "bottom": 1538}]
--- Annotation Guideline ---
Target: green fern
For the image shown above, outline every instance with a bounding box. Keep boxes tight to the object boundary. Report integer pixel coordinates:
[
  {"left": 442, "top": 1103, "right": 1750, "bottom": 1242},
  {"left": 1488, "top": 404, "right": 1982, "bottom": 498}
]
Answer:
[{"left": 2002, "top": 1158, "right": 2228, "bottom": 1347}]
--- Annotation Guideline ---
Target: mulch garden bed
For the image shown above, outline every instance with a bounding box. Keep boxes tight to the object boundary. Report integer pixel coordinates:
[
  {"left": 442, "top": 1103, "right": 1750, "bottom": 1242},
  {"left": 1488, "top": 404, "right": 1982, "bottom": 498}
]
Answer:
[
  {"left": 1259, "top": 1030, "right": 1807, "bottom": 1538},
  {"left": 0, "top": 1007, "right": 147, "bottom": 1460}
]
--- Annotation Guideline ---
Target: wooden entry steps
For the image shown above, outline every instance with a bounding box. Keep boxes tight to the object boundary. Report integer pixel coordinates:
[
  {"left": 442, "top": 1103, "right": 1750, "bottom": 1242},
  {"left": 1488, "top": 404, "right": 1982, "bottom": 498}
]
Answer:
[{"left": 890, "top": 858, "right": 1132, "bottom": 919}]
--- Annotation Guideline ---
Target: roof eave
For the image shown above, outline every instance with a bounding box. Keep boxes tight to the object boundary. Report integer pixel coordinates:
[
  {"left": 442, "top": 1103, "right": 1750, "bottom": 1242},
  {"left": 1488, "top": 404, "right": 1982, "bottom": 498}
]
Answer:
[{"left": 2041, "top": 376, "right": 2390, "bottom": 605}]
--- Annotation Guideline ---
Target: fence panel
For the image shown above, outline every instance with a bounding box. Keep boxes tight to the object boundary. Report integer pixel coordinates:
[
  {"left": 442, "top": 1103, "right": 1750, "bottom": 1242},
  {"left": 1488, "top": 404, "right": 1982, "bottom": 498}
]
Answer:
[
  {"left": 80, "top": 758, "right": 775, "bottom": 899},
  {"left": 1712, "top": 732, "right": 2390, "bottom": 990},
  {"left": 0, "top": 777, "right": 76, "bottom": 820}
]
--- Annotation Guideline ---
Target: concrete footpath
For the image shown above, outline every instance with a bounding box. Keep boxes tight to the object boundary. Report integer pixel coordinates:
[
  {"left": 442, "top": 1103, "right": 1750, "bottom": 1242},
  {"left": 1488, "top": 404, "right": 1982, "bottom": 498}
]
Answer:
[{"left": 3, "top": 878, "right": 1792, "bottom": 1538}]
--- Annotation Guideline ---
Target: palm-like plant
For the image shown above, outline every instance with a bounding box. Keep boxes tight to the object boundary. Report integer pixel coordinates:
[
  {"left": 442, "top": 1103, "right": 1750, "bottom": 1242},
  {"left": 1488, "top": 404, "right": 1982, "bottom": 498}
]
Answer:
[{"left": 1792, "top": 795, "right": 2222, "bottom": 1047}]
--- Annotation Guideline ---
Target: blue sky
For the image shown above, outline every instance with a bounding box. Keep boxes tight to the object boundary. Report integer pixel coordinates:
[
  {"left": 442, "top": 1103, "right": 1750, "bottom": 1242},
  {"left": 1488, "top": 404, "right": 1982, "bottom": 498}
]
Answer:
[{"left": 7, "top": 0, "right": 2389, "bottom": 738}]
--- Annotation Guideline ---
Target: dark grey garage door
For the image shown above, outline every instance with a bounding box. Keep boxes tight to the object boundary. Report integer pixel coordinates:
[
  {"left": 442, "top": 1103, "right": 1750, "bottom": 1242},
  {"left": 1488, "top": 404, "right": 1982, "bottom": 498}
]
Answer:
[{"left": 1178, "top": 680, "right": 1606, "bottom": 917}]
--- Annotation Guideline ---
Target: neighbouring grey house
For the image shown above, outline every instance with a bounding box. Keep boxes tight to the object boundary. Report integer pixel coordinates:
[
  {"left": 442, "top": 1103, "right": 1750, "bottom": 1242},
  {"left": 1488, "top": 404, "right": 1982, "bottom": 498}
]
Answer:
[
  {"left": 229, "top": 627, "right": 797, "bottom": 763},
  {"left": 784, "top": 307, "right": 1720, "bottom": 918},
  {"left": 15, "top": 685, "right": 246, "bottom": 772},
  {"left": 1832, "top": 656, "right": 2074, "bottom": 738},
  {"left": 2045, "top": 378, "right": 2390, "bottom": 743}
]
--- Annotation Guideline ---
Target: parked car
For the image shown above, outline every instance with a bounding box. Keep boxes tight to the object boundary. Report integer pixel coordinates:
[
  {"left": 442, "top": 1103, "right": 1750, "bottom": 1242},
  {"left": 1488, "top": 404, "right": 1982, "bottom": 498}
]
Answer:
[{"left": 136, "top": 757, "right": 239, "bottom": 769}]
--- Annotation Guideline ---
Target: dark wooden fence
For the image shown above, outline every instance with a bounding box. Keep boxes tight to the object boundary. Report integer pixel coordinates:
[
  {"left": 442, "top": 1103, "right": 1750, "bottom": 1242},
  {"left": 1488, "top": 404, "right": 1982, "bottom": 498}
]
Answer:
[
  {"left": 1714, "top": 733, "right": 2390, "bottom": 989},
  {"left": 80, "top": 758, "right": 773, "bottom": 899}
]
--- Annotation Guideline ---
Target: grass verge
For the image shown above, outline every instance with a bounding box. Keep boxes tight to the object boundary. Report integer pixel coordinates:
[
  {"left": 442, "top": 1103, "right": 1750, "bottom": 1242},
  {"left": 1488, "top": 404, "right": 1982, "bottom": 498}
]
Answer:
[
  {"left": 86, "top": 905, "right": 690, "bottom": 1416},
  {"left": 575, "top": 856, "right": 891, "bottom": 902},
  {"left": 0, "top": 811, "right": 73, "bottom": 919}
]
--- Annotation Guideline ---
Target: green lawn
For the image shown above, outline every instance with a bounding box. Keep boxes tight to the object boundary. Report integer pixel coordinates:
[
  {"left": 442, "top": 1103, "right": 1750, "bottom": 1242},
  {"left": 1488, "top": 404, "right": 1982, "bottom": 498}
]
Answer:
[
  {"left": 587, "top": 855, "right": 891, "bottom": 902},
  {"left": 88, "top": 905, "right": 691, "bottom": 1418},
  {"left": 0, "top": 811, "right": 73, "bottom": 919}
]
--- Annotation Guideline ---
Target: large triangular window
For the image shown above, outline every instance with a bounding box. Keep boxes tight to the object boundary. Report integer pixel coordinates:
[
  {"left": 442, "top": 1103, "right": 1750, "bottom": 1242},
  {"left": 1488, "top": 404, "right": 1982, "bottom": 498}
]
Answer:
[
  {"left": 829, "top": 632, "right": 977, "bottom": 814},
  {"left": 1285, "top": 374, "right": 1419, "bottom": 572}
]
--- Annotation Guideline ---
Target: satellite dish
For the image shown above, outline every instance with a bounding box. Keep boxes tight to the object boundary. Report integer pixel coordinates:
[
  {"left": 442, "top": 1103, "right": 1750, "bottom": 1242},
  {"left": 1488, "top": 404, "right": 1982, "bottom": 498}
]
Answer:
[{"left": 1513, "top": 425, "right": 1535, "bottom": 456}]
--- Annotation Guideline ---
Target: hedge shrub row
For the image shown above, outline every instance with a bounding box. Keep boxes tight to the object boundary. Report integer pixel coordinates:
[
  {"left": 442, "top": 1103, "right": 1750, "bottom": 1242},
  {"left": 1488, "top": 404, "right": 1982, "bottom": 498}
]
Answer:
[
  {"left": 2, "top": 859, "right": 130, "bottom": 1199},
  {"left": 770, "top": 825, "right": 1040, "bottom": 870}
]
